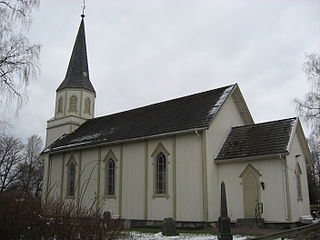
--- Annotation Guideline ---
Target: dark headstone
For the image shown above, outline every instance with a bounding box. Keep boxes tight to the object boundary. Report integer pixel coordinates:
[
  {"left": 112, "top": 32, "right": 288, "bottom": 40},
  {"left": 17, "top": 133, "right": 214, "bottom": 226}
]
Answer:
[
  {"left": 218, "top": 181, "right": 233, "bottom": 240},
  {"left": 162, "top": 217, "right": 177, "bottom": 236},
  {"left": 103, "top": 211, "right": 111, "bottom": 220}
]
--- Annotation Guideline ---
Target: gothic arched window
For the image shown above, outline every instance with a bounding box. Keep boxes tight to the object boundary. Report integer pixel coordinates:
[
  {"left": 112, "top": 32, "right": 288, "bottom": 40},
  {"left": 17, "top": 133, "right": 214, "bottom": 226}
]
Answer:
[
  {"left": 155, "top": 153, "right": 166, "bottom": 194},
  {"left": 69, "top": 95, "right": 77, "bottom": 113},
  {"left": 84, "top": 97, "right": 91, "bottom": 115},
  {"left": 57, "top": 96, "right": 63, "bottom": 114},
  {"left": 67, "top": 161, "right": 76, "bottom": 196},
  {"left": 295, "top": 163, "right": 303, "bottom": 201},
  {"left": 105, "top": 159, "right": 115, "bottom": 196}
]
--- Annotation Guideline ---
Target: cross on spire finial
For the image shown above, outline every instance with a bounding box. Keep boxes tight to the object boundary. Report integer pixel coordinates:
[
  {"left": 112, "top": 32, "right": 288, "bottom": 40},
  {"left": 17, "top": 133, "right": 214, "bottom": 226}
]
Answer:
[{"left": 81, "top": 0, "right": 86, "bottom": 18}]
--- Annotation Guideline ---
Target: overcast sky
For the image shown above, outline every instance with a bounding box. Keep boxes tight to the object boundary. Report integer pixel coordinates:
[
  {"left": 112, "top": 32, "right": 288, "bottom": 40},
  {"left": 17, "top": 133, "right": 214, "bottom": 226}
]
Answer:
[{"left": 2, "top": 0, "right": 320, "bottom": 143}]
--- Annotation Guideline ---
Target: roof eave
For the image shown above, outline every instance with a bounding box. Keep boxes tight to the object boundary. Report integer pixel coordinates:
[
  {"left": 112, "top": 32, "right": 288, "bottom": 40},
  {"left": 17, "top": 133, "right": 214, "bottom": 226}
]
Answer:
[
  {"left": 42, "top": 126, "right": 208, "bottom": 156},
  {"left": 207, "top": 84, "right": 237, "bottom": 128},
  {"left": 232, "top": 85, "right": 254, "bottom": 124},
  {"left": 295, "top": 118, "right": 313, "bottom": 164},
  {"left": 215, "top": 152, "right": 289, "bottom": 164}
]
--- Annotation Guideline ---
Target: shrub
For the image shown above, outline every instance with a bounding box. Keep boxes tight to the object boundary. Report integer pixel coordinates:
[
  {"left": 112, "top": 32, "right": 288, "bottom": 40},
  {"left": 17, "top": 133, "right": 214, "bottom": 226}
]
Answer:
[{"left": 0, "top": 192, "right": 123, "bottom": 240}]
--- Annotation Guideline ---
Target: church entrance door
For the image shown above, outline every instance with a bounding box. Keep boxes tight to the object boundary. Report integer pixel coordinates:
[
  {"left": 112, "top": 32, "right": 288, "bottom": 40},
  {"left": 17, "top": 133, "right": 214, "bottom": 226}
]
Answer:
[{"left": 241, "top": 165, "right": 261, "bottom": 218}]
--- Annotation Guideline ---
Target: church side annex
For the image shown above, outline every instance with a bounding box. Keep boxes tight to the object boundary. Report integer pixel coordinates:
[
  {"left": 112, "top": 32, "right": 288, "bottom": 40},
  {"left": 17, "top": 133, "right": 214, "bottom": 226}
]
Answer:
[{"left": 42, "top": 15, "right": 311, "bottom": 227}]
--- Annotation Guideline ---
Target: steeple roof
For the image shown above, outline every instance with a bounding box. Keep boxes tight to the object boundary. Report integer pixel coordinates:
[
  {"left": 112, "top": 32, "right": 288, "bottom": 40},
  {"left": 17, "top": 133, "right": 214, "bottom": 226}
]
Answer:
[{"left": 56, "top": 17, "right": 95, "bottom": 93}]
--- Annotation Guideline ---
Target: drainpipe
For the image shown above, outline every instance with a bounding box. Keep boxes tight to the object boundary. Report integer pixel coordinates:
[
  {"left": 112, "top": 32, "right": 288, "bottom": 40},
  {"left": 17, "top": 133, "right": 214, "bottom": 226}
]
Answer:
[
  {"left": 195, "top": 130, "right": 201, "bottom": 138},
  {"left": 280, "top": 155, "right": 292, "bottom": 222}
]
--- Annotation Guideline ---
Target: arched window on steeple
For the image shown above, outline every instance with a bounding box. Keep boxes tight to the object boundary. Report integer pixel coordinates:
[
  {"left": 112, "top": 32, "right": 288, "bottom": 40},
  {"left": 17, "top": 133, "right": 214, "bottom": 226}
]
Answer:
[
  {"left": 57, "top": 96, "right": 63, "bottom": 114},
  {"left": 84, "top": 97, "right": 91, "bottom": 115},
  {"left": 69, "top": 95, "right": 78, "bottom": 113}
]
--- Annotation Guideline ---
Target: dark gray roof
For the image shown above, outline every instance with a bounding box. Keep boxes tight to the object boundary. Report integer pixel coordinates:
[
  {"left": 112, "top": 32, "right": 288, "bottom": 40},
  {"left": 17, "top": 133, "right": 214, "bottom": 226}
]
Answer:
[
  {"left": 56, "top": 18, "right": 95, "bottom": 93},
  {"left": 44, "top": 84, "right": 235, "bottom": 153},
  {"left": 215, "top": 117, "right": 296, "bottom": 161}
]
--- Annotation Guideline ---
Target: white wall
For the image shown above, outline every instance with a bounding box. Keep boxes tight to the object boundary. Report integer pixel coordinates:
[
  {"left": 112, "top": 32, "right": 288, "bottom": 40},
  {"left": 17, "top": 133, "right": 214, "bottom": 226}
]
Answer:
[
  {"left": 99, "top": 146, "right": 121, "bottom": 215},
  {"left": 176, "top": 133, "right": 203, "bottom": 221},
  {"left": 218, "top": 159, "right": 288, "bottom": 223},
  {"left": 45, "top": 125, "right": 308, "bottom": 223},
  {"left": 79, "top": 148, "right": 99, "bottom": 208},
  {"left": 45, "top": 132, "right": 206, "bottom": 222},
  {"left": 286, "top": 133, "right": 311, "bottom": 222},
  {"left": 63, "top": 151, "right": 80, "bottom": 200},
  {"left": 121, "top": 141, "right": 145, "bottom": 220},
  {"left": 147, "top": 138, "right": 173, "bottom": 220},
  {"left": 206, "top": 93, "right": 246, "bottom": 221},
  {"left": 47, "top": 154, "right": 63, "bottom": 198}
]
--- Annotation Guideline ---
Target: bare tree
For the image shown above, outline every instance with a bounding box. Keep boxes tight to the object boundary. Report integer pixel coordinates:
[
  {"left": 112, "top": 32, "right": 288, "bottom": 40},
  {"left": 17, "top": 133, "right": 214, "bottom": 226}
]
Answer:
[
  {"left": 0, "top": 134, "right": 24, "bottom": 191},
  {"left": 0, "top": 0, "right": 40, "bottom": 108},
  {"left": 14, "top": 134, "right": 43, "bottom": 197},
  {"left": 295, "top": 53, "right": 320, "bottom": 134},
  {"left": 295, "top": 53, "right": 320, "bottom": 204}
]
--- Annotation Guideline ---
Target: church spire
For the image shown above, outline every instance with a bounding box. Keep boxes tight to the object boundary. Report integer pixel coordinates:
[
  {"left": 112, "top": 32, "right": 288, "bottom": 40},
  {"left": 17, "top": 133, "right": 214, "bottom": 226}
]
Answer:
[{"left": 56, "top": 16, "right": 95, "bottom": 93}]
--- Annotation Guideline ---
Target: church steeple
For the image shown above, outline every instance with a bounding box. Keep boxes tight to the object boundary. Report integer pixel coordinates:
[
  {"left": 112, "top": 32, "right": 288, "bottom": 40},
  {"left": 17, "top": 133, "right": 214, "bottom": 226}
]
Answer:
[
  {"left": 56, "top": 17, "right": 95, "bottom": 93},
  {"left": 46, "top": 15, "right": 96, "bottom": 147}
]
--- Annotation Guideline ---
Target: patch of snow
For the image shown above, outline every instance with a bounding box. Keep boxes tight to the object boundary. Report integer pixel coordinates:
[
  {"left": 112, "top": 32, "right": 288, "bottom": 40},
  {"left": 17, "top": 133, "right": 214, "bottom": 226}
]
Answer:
[
  {"left": 300, "top": 215, "right": 319, "bottom": 225},
  {"left": 208, "top": 85, "right": 234, "bottom": 117},
  {"left": 286, "top": 118, "right": 297, "bottom": 151},
  {"left": 104, "top": 127, "right": 115, "bottom": 135},
  {"left": 69, "top": 133, "right": 101, "bottom": 143},
  {"left": 50, "top": 141, "right": 93, "bottom": 151},
  {"left": 48, "top": 132, "right": 110, "bottom": 152},
  {"left": 126, "top": 232, "right": 248, "bottom": 240}
]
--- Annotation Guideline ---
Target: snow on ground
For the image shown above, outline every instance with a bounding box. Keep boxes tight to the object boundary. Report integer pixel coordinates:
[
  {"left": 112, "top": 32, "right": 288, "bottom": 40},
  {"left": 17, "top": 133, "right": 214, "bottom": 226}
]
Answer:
[{"left": 125, "top": 232, "right": 249, "bottom": 240}]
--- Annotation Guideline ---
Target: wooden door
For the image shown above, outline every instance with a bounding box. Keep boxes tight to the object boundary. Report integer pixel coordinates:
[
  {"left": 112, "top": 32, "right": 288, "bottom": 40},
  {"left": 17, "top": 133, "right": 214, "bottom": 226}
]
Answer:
[{"left": 243, "top": 169, "right": 260, "bottom": 218}]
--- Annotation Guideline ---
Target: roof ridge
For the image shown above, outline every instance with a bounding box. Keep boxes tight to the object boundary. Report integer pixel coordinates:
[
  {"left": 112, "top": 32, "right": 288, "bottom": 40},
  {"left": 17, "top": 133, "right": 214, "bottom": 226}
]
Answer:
[
  {"left": 90, "top": 84, "right": 236, "bottom": 121},
  {"left": 231, "top": 117, "right": 297, "bottom": 129}
]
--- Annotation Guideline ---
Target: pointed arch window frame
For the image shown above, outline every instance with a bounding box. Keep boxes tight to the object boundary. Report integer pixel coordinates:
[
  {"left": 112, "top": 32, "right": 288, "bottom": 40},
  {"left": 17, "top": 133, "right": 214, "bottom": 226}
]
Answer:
[
  {"left": 84, "top": 97, "right": 91, "bottom": 115},
  {"left": 66, "top": 156, "right": 77, "bottom": 198},
  {"left": 103, "top": 150, "right": 118, "bottom": 199},
  {"left": 151, "top": 143, "right": 170, "bottom": 199},
  {"left": 69, "top": 95, "right": 78, "bottom": 113},
  {"left": 295, "top": 162, "right": 303, "bottom": 201},
  {"left": 57, "top": 96, "right": 64, "bottom": 114}
]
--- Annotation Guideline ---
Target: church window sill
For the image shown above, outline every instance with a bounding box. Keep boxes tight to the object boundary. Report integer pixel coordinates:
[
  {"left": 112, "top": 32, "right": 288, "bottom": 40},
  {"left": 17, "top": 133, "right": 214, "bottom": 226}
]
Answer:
[
  {"left": 65, "top": 195, "right": 75, "bottom": 200},
  {"left": 103, "top": 195, "right": 117, "bottom": 200},
  {"left": 152, "top": 194, "right": 169, "bottom": 199}
]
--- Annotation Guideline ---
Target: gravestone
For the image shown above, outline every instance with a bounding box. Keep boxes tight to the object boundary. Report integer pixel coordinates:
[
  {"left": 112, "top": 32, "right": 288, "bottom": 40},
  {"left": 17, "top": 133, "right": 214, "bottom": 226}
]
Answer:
[
  {"left": 123, "top": 219, "right": 131, "bottom": 230},
  {"left": 103, "top": 211, "right": 111, "bottom": 220},
  {"left": 218, "top": 181, "right": 233, "bottom": 240},
  {"left": 162, "top": 217, "right": 177, "bottom": 236}
]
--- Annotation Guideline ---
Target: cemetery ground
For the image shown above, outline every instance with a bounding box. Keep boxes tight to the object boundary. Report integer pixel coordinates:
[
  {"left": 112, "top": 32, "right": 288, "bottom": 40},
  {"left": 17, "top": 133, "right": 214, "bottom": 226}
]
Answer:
[{"left": 123, "top": 226, "right": 279, "bottom": 240}]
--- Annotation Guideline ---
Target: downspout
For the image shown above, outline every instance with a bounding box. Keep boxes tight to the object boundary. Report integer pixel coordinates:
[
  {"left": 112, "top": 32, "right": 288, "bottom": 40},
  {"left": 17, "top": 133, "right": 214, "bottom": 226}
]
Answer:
[
  {"left": 195, "top": 130, "right": 201, "bottom": 138},
  {"left": 281, "top": 155, "right": 292, "bottom": 222},
  {"left": 200, "top": 130, "right": 209, "bottom": 222}
]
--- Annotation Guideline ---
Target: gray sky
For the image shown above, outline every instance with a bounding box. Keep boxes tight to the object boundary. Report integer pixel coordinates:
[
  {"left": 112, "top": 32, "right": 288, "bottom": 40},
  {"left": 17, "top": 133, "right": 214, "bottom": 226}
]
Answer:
[{"left": 3, "top": 0, "right": 320, "bottom": 142}]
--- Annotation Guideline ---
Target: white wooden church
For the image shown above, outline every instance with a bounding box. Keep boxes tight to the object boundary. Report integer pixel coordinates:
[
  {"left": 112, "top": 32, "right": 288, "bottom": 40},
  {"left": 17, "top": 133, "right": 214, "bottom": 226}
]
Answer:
[{"left": 43, "top": 16, "right": 311, "bottom": 227}]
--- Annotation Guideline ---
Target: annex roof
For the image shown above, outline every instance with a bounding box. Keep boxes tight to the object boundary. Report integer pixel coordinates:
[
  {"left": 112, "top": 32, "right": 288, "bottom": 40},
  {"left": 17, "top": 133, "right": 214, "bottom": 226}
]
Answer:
[
  {"left": 56, "top": 17, "right": 95, "bottom": 93},
  {"left": 215, "top": 117, "right": 297, "bottom": 162},
  {"left": 44, "top": 84, "right": 236, "bottom": 154}
]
